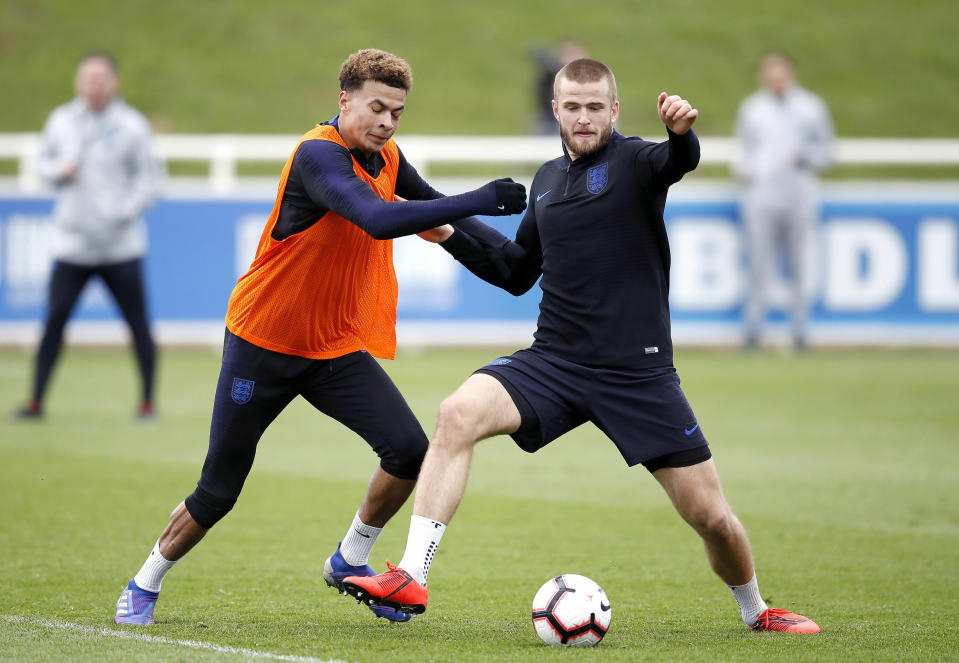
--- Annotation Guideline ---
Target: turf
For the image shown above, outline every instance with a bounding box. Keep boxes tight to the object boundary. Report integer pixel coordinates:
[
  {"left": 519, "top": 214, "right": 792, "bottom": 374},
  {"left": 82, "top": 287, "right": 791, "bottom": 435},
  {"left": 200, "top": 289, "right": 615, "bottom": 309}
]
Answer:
[
  {"left": 1, "top": 0, "right": 957, "bottom": 138},
  {"left": 1, "top": 347, "right": 958, "bottom": 662}
]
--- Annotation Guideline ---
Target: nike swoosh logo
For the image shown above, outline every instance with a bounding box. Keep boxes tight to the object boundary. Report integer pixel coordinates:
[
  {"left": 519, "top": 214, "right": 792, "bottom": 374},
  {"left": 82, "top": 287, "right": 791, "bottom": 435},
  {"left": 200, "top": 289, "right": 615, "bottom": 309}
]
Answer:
[
  {"left": 600, "top": 601, "right": 611, "bottom": 611},
  {"left": 497, "top": 204, "right": 505, "bottom": 210},
  {"left": 354, "top": 527, "right": 371, "bottom": 539},
  {"left": 536, "top": 189, "right": 552, "bottom": 202},
  {"left": 684, "top": 423, "right": 699, "bottom": 436}
]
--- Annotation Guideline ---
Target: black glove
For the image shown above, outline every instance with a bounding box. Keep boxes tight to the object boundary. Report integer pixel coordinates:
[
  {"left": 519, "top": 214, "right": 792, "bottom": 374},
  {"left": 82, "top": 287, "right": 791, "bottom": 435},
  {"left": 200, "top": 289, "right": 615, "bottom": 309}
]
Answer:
[{"left": 491, "top": 178, "right": 527, "bottom": 215}]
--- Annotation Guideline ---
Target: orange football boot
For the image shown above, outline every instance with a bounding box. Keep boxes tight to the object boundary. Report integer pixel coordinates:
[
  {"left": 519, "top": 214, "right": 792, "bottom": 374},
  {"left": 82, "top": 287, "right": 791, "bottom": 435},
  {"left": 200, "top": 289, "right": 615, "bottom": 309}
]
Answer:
[
  {"left": 342, "top": 562, "right": 428, "bottom": 615},
  {"left": 750, "top": 608, "right": 820, "bottom": 633}
]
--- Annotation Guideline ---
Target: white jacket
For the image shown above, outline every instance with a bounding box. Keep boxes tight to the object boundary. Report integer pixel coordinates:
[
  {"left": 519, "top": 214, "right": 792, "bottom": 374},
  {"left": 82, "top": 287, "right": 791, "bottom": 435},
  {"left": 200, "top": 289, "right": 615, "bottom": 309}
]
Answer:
[
  {"left": 732, "top": 84, "right": 834, "bottom": 196},
  {"left": 37, "top": 97, "right": 163, "bottom": 265}
]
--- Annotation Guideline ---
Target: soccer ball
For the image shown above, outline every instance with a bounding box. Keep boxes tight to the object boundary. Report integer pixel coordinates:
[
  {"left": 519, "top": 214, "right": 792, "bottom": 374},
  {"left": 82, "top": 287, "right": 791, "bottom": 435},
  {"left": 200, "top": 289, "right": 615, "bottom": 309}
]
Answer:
[{"left": 531, "top": 574, "right": 611, "bottom": 646}]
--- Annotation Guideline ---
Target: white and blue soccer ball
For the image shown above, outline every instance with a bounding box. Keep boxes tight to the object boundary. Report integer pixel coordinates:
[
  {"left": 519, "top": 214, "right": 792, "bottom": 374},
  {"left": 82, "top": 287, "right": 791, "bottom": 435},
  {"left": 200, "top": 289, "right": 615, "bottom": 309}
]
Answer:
[{"left": 531, "top": 574, "right": 611, "bottom": 646}]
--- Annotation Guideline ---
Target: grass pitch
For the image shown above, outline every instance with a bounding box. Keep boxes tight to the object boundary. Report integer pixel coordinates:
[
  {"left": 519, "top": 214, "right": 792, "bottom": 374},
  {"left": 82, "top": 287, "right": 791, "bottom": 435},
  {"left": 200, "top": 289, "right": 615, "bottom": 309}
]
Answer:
[
  {"left": 2, "top": 0, "right": 958, "bottom": 139},
  {"left": 1, "top": 346, "right": 957, "bottom": 662}
]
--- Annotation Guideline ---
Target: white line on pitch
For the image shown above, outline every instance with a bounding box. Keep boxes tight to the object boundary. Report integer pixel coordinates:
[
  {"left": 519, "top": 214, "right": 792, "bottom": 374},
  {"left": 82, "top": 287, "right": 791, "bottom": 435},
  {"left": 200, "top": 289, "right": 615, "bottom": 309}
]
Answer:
[{"left": 1, "top": 614, "right": 350, "bottom": 662}]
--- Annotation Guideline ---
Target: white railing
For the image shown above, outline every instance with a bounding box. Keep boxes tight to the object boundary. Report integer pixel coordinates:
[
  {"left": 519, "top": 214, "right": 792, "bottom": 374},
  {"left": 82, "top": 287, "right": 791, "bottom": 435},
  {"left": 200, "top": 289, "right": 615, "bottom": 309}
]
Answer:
[{"left": 2, "top": 132, "right": 959, "bottom": 193}]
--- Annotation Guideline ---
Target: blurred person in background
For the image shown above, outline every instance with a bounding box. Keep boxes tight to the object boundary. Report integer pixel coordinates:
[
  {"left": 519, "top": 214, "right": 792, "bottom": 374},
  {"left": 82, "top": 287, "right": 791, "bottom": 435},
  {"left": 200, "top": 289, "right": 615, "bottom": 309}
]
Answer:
[
  {"left": 733, "top": 52, "right": 834, "bottom": 351},
  {"left": 528, "top": 39, "right": 587, "bottom": 134},
  {"left": 16, "top": 52, "right": 162, "bottom": 420}
]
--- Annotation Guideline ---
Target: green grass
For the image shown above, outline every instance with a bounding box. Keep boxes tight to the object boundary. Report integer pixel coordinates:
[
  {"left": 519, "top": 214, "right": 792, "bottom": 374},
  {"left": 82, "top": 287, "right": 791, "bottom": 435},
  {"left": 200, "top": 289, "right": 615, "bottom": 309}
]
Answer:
[
  {"left": 1, "top": 347, "right": 958, "bottom": 662},
  {"left": 1, "top": 0, "right": 957, "bottom": 138}
]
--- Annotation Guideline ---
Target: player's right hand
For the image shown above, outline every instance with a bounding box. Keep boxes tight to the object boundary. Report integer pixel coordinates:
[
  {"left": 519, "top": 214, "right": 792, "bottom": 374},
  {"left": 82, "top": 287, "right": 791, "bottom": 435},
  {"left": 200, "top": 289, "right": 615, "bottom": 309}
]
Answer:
[
  {"left": 657, "top": 92, "right": 698, "bottom": 135},
  {"left": 490, "top": 178, "right": 527, "bottom": 215}
]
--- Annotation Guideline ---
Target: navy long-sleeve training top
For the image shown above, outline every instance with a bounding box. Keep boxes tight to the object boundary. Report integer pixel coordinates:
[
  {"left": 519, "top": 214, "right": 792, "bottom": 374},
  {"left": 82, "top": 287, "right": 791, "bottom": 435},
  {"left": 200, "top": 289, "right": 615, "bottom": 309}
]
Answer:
[{"left": 442, "top": 129, "right": 700, "bottom": 370}]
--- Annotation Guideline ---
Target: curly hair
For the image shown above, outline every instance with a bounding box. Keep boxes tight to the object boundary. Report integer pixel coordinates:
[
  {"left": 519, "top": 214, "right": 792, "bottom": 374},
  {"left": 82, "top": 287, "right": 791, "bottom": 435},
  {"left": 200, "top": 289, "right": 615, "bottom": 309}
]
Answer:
[
  {"left": 338, "top": 49, "right": 412, "bottom": 92},
  {"left": 554, "top": 58, "right": 617, "bottom": 102}
]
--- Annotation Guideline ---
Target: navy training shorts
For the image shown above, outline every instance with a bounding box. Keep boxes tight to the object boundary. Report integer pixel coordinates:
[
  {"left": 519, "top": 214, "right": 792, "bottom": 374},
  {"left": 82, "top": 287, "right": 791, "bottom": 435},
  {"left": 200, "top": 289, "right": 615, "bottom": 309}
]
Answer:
[{"left": 474, "top": 347, "right": 711, "bottom": 473}]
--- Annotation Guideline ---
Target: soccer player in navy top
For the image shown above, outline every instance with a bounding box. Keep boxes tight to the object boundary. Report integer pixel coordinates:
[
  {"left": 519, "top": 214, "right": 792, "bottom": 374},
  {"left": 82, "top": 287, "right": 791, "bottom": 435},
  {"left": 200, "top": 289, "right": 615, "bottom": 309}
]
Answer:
[{"left": 346, "top": 58, "right": 820, "bottom": 634}]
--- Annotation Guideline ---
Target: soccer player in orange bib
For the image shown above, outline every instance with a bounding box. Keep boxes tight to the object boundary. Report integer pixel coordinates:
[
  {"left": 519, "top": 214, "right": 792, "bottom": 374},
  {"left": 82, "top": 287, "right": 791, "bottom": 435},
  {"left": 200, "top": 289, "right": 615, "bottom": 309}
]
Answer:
[{"left": 114, "top": 49, "right": 526, "bottom": 625}]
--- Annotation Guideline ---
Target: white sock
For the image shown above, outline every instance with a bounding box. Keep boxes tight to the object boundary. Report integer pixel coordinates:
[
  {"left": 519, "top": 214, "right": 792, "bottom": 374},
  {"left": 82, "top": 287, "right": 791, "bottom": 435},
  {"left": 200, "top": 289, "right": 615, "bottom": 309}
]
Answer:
[
  {"left": 133, "top": 541, "right": 177, "bottom": 593},
  {"left": 397, "top": 515, "right": 446, "bottom": 585},
  {"left": 339, "top": 512, "right": 383, "bottom": 566},
  {"left": 728, "top": 572, "right": 768, "bottom": 626}
]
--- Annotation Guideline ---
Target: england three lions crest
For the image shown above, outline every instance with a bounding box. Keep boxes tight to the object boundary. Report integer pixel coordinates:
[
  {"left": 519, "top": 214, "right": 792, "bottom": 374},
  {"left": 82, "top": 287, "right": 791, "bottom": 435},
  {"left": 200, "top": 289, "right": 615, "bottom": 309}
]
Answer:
[
  {"left": 231, "top": 378, "right": 255, "bottom": 405},
  {"left": 587, "top": 162, "right": 609, "bottom": 194}
]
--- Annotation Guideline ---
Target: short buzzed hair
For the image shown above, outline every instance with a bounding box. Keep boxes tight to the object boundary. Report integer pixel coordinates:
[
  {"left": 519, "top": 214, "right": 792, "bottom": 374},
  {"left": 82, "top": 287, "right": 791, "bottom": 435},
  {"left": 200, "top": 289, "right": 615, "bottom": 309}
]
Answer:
[
  {"left": 338, "top": 49, "right": 412, "bottom": 92},
  {"left": 554, "top": 58, "right": 617, "bottom": 102},
  {"left": 79, "top": 51, "right": 118, "bottom": 73},
  {"left": 762, "top": 50, "right": 795, "bottom": 67}
]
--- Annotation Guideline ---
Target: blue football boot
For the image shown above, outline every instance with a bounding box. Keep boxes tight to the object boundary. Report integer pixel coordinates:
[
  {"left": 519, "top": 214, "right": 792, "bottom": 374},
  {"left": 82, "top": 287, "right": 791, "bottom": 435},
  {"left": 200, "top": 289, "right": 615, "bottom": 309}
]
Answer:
[
  {"left": 114, "top": 579, "right": 159, "bottom": 625},
  {"left": 323, "top": 544, "right": 412, "bottom": 623}
]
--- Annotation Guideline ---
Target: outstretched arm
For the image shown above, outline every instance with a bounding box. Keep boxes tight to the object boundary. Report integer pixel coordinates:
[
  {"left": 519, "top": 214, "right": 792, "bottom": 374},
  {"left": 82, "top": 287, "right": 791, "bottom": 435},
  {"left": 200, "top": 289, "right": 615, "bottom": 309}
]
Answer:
[
  {"left": 296, "top": 140, "right": 526, "bottom": 239},
  {"left": 440, "top": 204, "right": 543, "bottom": 296},
  {"left": 393, "top": 147, "right": 517, "bottom": 250},
  {"left": 390, "top": 143, "right": 541, "bottom": 294}
]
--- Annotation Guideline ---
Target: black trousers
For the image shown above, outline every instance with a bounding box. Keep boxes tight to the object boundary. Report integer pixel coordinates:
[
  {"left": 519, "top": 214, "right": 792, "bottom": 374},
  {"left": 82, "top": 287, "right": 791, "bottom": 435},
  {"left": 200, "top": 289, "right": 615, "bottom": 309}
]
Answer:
[{"left": 32, "top": 258, "right": 156, "bottom": 404}]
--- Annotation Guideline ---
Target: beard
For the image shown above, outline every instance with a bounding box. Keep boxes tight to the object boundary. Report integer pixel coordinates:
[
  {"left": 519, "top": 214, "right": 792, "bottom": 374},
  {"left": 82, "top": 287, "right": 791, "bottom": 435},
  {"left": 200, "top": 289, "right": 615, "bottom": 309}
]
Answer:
[{"left": 560, "top": 122, "right": 613, "bottom": 160}]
